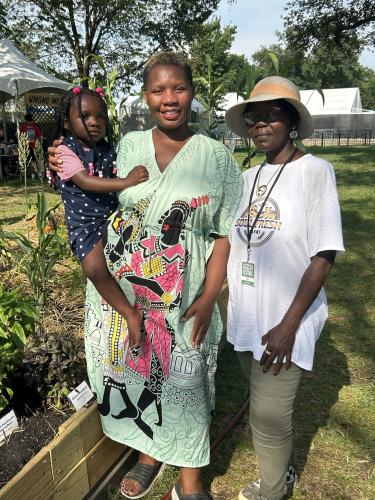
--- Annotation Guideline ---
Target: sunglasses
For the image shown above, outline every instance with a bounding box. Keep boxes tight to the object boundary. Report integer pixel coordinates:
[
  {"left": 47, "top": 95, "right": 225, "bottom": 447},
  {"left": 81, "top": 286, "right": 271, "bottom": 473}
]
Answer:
[{"left": 242, "top": 108, "right": 284, "bottom": 127}]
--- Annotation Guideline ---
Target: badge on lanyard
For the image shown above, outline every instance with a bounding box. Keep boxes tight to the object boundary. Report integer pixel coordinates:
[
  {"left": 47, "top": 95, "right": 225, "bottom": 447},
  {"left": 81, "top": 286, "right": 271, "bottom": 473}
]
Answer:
[{"left": 241, "top": 261, "right": 255, "bottom": 286}]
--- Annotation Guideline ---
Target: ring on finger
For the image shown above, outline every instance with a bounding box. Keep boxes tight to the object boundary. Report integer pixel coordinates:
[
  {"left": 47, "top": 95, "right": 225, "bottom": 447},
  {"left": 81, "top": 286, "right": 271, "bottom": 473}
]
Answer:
[{"left": 265, "top": 349, "right": 272, "bottom": 355}]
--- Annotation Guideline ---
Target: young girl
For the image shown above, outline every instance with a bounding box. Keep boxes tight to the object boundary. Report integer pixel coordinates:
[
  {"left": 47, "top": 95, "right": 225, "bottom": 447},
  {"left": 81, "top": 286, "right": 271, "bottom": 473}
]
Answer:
[{"left": 54, "top": 87, "right": 149, "bottom": 345}]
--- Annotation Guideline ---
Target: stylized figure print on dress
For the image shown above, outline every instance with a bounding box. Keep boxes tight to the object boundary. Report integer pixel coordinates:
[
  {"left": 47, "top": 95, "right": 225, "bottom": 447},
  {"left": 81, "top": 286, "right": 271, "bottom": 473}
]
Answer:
[{"left": 85, "top": 130, "right": 243, "bottom": 467}]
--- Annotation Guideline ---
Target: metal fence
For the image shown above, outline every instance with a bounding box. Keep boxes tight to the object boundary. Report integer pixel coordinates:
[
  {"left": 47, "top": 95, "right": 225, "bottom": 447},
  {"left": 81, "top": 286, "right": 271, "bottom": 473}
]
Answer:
[{"left": 303, "top": 129, "right": 375, "bottom": 147}]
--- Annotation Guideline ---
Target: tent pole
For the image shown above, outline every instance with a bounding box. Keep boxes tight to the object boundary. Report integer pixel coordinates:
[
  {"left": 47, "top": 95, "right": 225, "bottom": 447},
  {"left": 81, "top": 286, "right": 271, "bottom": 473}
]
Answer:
[
  {"left": 1, "top": 104, "right": 7, "bottom": 142},
  {"left": 15, "top": 80, "right": 20, "bottom": 132}
]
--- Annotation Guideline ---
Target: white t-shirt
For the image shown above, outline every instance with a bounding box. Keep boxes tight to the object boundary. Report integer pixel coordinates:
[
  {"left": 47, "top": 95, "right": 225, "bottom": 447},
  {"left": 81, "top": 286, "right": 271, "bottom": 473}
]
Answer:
[{"left": 227, "top": 154, "right": 345, "bottom": 370}]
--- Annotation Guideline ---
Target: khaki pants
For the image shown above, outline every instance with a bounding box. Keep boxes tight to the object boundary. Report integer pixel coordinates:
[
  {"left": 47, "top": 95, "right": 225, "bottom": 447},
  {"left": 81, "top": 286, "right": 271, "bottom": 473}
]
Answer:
[{"left": 237, "top": 352, "right": 303, "bottom": 500}]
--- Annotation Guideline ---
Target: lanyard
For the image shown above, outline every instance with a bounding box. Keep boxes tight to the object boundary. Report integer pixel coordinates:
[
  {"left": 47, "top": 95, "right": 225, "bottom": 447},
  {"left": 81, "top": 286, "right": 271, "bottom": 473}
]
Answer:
[{"left": 246, "top": 147, "right": 296, "bottom": 260}]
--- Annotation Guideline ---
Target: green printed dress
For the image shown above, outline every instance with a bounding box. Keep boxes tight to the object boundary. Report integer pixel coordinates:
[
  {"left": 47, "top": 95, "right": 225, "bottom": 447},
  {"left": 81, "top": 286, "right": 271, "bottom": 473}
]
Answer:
[{"left": 84, "top": 130, "right": 243, "bottom": 467}]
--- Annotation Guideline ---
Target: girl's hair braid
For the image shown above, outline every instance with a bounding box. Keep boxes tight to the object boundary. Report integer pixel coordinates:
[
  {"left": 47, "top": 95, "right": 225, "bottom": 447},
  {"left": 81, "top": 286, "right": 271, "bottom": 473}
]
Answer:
[{"left": 52, "top": 88, "right": 113, "bottom": 170}]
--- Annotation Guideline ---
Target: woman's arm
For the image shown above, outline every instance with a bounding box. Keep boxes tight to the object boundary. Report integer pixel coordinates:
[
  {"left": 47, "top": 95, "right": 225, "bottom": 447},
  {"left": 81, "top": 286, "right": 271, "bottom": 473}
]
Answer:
[
  {"left": 183, "top": 236, "right": 230, "bottom": 348},
  {"left": 260, "top": 250, "right": 336, "bottom": 375}
]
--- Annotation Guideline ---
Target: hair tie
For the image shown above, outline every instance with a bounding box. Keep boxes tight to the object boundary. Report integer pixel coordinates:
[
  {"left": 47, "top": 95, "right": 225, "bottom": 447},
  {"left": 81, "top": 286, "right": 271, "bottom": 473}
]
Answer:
[
  {"left": 72, "top": 87, "right": 81, "bottom": 95},
  {"left": 95, "top": 87, "right": 105, "bottom": 98}
]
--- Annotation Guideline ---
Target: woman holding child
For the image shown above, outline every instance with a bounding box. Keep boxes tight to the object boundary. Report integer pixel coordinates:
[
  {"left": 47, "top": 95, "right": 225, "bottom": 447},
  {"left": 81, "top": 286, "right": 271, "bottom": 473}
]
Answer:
[{"left": 52, "top": 51, "right": 242, "bottom": 499}]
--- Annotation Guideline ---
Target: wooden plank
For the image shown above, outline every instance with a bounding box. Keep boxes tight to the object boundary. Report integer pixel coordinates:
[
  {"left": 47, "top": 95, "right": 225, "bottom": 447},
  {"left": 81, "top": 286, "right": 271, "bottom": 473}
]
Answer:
[
  {"left": 48, "top": 422, "right": 84, "bottom": 485},
  {"left": 53, "top": 457, "right": 89, "bottom": 500},
  {"left": 58, "top": 402, "right": 103, "bottom": 456},
  {"left": 58, "top": 401, "right": 98, "bottom": 435},
  {"left": 0, "top": 448, "right": 54, "bottom": 500},
  {"left": 85, "top": 447, "right": 135, "bottom": 499},
  {"left": 79, "top": 405, "right": 103, "bottom": 455},
  {"left": 86, "top": 435, "right": 126, "bottom": 489}
]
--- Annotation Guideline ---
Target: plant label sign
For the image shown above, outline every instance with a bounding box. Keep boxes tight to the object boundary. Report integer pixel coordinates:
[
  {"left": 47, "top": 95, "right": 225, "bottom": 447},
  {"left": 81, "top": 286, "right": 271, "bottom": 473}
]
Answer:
[
  {"left": 0, "top": 410, "right": 19, "bottom": 444},
  {"left": 68, "top": 381, "right": 95, "bottom": 411}
]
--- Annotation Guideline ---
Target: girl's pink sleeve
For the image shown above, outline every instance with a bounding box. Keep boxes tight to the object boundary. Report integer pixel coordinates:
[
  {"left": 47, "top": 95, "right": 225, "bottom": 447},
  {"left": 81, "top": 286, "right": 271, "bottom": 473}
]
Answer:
[{"left": 56, "top": 144, "right": 86, "bottom": 181}]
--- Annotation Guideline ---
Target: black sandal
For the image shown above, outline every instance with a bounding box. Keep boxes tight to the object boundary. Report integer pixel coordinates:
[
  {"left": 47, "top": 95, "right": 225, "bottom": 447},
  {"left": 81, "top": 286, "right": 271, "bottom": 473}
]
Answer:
[
  {"left": 120, "top": 462, "right": 165, "bottom": 499},
  {"left": 172, "top": 483, "right": 210, "bottom": 500}
]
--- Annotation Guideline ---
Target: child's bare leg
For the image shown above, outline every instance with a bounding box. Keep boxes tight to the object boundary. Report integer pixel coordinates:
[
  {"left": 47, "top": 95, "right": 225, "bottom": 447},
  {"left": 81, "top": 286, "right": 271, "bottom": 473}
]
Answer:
[{"left": 82, "top": 240, "right": 141, "bottom": 346}]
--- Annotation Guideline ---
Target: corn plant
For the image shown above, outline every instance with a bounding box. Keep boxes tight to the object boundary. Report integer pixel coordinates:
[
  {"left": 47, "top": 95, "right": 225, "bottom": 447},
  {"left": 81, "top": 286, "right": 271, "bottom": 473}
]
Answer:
[
  {"left": 238, "top": 63, "right": 261, "bottom": 168},
  {"left": 194, "top": 55, "right": 225, "bottom": 138},
  {"left": 17, "top": 132, "right": 31, "bottom": 227},
  {"left": 0, "top": 192, "right": 68, "bottom": 309},
  {"left": 34, "top": 138, "right": 46, "bottom": 186}
]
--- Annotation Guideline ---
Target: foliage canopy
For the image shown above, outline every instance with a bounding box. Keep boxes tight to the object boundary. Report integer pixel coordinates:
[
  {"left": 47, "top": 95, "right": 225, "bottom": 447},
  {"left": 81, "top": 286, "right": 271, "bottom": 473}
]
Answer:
[
  {"left": 283, "top": 0, "right": 375, "bottom": 50},
  {"left": 4, "top": 0, "right": 221, "bottom": 91}
]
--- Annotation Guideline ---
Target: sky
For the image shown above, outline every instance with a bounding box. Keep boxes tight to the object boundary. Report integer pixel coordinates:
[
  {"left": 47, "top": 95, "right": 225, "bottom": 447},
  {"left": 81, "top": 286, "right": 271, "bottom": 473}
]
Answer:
[{"left": 216, "top": 0, "right": 375, "bottom": 70}]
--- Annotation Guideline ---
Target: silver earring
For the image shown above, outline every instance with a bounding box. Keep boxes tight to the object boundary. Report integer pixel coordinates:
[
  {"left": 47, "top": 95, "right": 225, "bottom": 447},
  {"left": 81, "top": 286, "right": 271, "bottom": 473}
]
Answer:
[{"left": 290, "top": 127, "right": 298, "bottom": 140}]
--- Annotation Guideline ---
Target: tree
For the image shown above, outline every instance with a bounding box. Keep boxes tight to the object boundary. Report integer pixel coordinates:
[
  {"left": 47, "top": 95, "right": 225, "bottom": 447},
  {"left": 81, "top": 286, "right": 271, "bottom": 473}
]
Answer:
[
  {"left": 190, "top": 18, "right": 249, "bottom": 109},
  {"left": 252, "top": 39, "right": 367, "bottom": 91},
  {"left": 283, "top": 0, "right": 375, "bottom": 51},
  {"left": 0, "top": 2, "right": 8, "bottom": 35},
  {"left": 251, "top": 43, "right": 305, "bottom": 86},
  {"left": 4, "top": 0, "right": 221, "bottom": 91},
  {"left": 358, "top": 67, "right": 375, "bottom": 110}
]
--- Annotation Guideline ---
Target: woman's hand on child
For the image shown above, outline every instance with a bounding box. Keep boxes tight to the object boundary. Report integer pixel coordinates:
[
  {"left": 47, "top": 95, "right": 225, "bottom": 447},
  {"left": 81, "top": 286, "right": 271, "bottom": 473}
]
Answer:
[
  {"left": 124, "top": 165, "right": 149, "bottom": 187},
  {"left": 126, "top": 308, "right": 144, "bottom": 348},
  {"left": 48, "top": 137, "right": 64, "bottom": 173}
]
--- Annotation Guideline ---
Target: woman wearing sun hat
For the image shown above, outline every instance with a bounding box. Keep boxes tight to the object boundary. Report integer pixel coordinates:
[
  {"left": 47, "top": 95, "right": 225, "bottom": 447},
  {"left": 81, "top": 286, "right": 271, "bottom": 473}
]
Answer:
[{"left": 225, "top": 76, "right": 345, "bottom": 500}]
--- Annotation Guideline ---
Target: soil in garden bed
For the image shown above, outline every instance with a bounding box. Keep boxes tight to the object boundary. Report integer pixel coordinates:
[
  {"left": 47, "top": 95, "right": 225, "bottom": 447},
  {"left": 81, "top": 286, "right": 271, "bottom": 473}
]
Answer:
[{"left": 0, "top": 404, "right": 74, "bottom": 487}]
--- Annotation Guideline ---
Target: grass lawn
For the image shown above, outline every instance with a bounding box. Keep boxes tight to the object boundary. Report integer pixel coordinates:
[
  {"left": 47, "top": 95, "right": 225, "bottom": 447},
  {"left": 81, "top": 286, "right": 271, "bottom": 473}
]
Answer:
[{"left": 1, "top": 146, "right": 374, "bottom": 499}]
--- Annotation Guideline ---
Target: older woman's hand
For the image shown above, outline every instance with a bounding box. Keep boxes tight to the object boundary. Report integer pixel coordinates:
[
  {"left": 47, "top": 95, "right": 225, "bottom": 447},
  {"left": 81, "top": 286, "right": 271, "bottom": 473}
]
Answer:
[
  {"left": 48, "top": 136, "right": 64, "bottom": 172},
  {"left": 259, "top": 320, "right": 298, "bottom": 375},
  {"left": 260, "top": 251, "right": 336, "bottom": 375}
]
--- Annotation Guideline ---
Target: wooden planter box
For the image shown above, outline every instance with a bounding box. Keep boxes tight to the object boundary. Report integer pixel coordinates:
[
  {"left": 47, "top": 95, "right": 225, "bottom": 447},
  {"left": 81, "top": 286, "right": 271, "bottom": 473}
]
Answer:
[{"left": 0, "top": 402, "right": 127, "bottom": 500}]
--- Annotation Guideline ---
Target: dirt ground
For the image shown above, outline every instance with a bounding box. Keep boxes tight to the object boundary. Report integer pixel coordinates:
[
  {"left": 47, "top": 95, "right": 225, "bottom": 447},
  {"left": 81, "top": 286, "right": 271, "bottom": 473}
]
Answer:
[{"left": 0, "top": 405, "right": 74, "bottom": 487}]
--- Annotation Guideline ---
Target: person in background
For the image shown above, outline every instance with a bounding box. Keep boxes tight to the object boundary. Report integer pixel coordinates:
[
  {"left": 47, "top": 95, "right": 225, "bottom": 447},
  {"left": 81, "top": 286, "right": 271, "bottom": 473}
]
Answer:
[
  {"left": 19, "top": 113, "right": 43, "bottom": 178},
  {"left": 225, "top": 76, "right": 345, "bottom": 500},
  {"left": 0, "top": 125, "right": 5, "bottom": 145}
]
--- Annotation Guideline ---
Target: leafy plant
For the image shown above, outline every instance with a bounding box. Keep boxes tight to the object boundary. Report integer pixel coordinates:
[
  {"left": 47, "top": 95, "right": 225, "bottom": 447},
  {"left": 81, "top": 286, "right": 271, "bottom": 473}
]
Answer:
[
  {"left": 33, "top": 138, "right": 46, "bottom": 186},
  {"left": 194, "top": 55, "right": 225, "bottom": 138},
  {"left": 73, "top": 54, "right": 124, "bottom": 145},
  {"left": 17, "top": 131, "right": 31, "bottom": 228},
  {"left": 0, "top": 287, "right": 37, "bottom": 412},
  {"left": 238, "top": 63, "right": 262, "bottom": 168},
  {"left": 0, "top": 192, "right": 69, "bottom": 309},
  {"left": 23, "top": 329, "right": 86, "bottom": 409}
]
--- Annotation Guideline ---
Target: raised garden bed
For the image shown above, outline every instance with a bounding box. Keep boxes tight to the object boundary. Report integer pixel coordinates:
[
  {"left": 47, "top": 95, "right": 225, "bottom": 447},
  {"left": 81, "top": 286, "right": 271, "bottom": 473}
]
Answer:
[{"left": 0, "top": 402, "right": 128, "bottom": 500}]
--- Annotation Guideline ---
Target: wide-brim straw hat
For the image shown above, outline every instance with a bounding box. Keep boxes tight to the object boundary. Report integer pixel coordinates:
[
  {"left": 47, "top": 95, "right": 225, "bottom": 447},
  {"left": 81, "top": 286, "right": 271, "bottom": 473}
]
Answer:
[{"left": 225, "top": 76, "right": 314, "bottom": 139}]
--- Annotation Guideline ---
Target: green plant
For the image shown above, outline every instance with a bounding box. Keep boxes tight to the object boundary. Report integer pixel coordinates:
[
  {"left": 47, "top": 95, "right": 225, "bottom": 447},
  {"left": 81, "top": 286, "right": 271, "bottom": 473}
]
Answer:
[
  {"left": 238, "top": 64, "right": 261, "bottom": 168},
  {"left": 34, "top": 138, "right": 46, "bottom": 186},
  {"left": 0, "top": 287, "right": 37, "bottom": 412},
  {"left": 73, "top": 54, "right": 124, "bottom": 145},
  {"left": 0, "top": 192, "right": 69, "bottom": 309},
  {"left": 17, "top": 131, "right": 31, "bottom": 228},
  {"left": 23, "top": 329, "right": 86, "bottom": 409},
  {"left": 194, "top": 55, "right": 225, "bottom": 138}
]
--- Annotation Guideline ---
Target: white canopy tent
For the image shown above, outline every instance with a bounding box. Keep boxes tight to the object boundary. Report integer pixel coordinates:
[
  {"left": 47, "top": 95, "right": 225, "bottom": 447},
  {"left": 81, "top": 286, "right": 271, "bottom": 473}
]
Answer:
[
  {"left": 300, "top": 88, "right": 364, "bottom": 114},
  {"left": 0, "top": 35, "right": 69, "bottom": 138},
  {"left": 0, "top": 36, "right": 69, "bottom": 104}
]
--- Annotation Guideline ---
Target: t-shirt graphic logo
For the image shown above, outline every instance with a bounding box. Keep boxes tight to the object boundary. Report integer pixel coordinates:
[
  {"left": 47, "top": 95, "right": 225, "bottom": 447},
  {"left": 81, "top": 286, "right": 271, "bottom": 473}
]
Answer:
[{"left": 235, "top": 197, "right": 283, "bottom": 247}]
